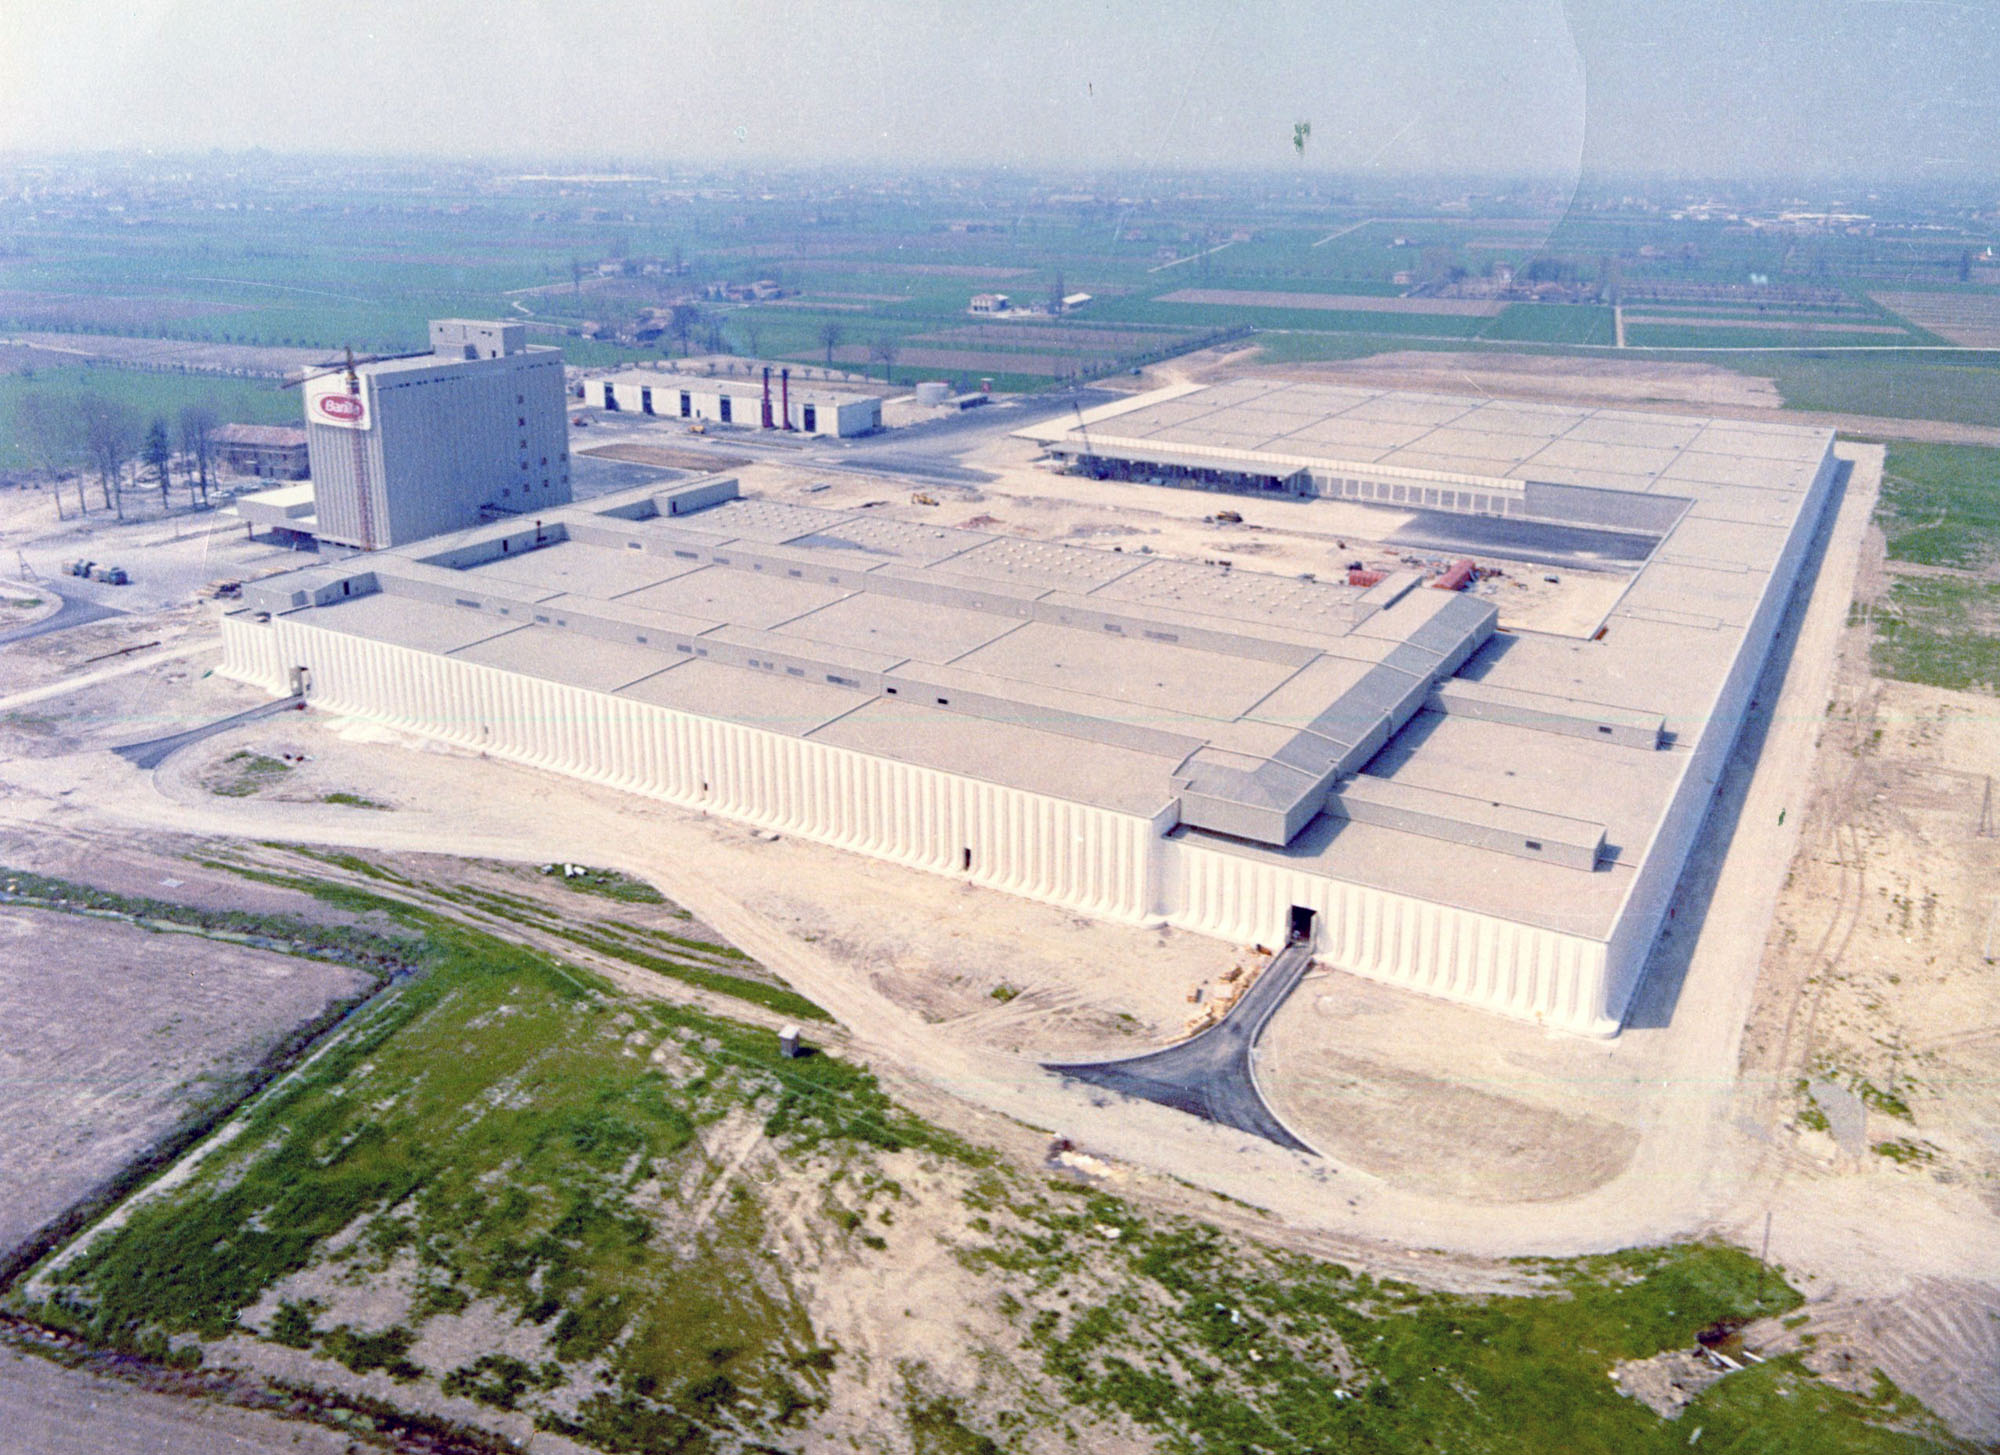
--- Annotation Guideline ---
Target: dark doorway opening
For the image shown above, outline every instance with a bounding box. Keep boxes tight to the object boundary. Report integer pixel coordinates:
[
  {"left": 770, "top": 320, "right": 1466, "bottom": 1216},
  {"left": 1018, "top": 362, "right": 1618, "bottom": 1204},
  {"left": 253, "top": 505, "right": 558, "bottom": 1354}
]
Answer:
[{"left": 1288, "top": 905, "right": 1317, "bottom": 945}]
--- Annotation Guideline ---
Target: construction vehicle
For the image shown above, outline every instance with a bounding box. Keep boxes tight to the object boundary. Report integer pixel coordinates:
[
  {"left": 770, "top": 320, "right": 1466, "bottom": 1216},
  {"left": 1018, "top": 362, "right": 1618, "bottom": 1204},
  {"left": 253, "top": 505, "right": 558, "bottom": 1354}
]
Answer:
[
  {"left": 911, "top": 492, "right": 939, "bottom": 506},
  {"left": 66, "top": 560, "right": 128, "bottom": 585},
  {"left": 1214, "top": 509, "right": 1243, "bottom": 524},
  {"left": 208, "top": 579, "right": 244, "bottom": 600},
  {"left": 688, "top": 421, "right": 707, "bottom": 435}
]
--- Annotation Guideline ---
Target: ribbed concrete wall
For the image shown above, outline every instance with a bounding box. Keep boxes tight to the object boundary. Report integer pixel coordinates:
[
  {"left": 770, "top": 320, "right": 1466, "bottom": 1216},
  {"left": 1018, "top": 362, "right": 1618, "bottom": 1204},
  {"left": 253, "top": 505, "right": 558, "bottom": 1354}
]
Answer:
[
  {"left": 1160, "top": 837, "right": 1608, "bottom": 1031},
  {"left": 220, "top": 614, "right": 1154, "bottom": 925}
]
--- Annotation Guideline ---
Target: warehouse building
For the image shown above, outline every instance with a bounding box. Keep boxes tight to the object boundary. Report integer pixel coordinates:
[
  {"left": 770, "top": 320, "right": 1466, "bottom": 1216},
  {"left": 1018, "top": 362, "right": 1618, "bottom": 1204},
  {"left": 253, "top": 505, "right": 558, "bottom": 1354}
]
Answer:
[
  {"left": 300, "top": 319, "right": 571, "bottom": 550},
  {"left": 219, "top": 386, "right": 1837, "bottom": 1036},
  {"left": 589, "top": 368, "right": 880, "bottom": 437},
  {"left": 210, "top": 423, "right": 309, "bottom": 480}
]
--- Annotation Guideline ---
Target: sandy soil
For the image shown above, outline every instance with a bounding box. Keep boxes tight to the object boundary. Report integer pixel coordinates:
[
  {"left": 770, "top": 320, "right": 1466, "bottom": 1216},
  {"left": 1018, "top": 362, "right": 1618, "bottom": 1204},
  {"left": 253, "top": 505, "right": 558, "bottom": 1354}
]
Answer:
[
  {"left": 0, "top": 1349, "right": 364, "bottom": 1455},
  {"left": 0, "top": 904, "right": 368, "bottom": 1259},
  {"left": 1712, "top": 509, "right": 2000, "bottom": 1440}
]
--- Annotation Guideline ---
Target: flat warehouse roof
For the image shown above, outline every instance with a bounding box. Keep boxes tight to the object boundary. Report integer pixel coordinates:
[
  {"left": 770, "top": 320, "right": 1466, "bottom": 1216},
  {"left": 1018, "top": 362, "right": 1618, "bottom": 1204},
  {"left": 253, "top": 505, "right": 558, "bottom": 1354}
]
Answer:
[
  {"left": 1018, "top": 378, "right": 1830, "bottom": 495},
  {"left": 244, "top": 380, "right": 1836, "bottom": 944}
]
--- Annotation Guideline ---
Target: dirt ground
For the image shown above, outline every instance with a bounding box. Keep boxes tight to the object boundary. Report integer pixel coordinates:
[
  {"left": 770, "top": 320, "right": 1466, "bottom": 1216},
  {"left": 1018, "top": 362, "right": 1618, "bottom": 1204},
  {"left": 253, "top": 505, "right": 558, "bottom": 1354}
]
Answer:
[
  {"left": 1718, "top": 511, "right": 2000, "bottom": 1442},
  {"left": 0, "top": 902, "right": 369, "bottom": 1260},
  {"left": 0, "top": 1349, "right": 364, "bottom": 1455}
]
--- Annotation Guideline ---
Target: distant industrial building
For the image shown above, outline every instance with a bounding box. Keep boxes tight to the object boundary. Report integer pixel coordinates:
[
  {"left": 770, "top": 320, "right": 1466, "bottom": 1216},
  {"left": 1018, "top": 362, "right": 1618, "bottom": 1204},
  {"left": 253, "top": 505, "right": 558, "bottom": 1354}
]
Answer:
[
  {"left": 223, "top": 385, "right": 1836, "bottom": 1037},
  {"left": 589, "top": 368, "right": 880, "bottom": 437},
  {"left": 968, "top": 293, "right": 1010, "bottom": 314},
  {"left": 297, "top": 319, "right": 571, "bottom": 550},
  {"left": 210, "top": 423, "right": 308, "bottom": 480}
]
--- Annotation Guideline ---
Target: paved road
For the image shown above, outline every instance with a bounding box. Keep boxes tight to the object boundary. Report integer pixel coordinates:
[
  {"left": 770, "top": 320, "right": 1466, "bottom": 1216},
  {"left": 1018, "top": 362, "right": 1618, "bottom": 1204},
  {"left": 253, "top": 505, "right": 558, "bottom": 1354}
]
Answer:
[
  {"left": 1044, "top": 940, "right": 1319, "bottom": 1153},
  {"left": 113, "top": 695, "right": 307, "bottom": 770},
  {"left": 0, "top": 587, "right": 122, "bottom": 648}
]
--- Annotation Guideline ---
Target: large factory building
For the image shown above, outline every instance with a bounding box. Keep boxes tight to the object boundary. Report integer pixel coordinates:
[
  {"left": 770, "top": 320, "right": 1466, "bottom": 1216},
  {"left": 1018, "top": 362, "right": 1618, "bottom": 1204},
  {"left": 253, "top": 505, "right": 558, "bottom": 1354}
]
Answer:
[
  {"left": 219, "top": 384, "right": 1836, "bottom": 1036},
  {"left": 298, "top": 319, "right": 571, "bottom": 550}
]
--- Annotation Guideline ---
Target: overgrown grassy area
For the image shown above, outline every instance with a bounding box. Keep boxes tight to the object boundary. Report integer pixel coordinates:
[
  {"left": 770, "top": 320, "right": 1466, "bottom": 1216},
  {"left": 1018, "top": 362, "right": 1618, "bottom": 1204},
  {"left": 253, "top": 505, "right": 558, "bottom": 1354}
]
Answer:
[
  {"left": 1862, "top": 443, "right": 2000, "bottom": 692},
  {"left": 1869, "top": 576, "right": 2000, "bottom": 692},
  {"left": 24, "top": 894, "right": 955, "bottom": 1448},
  {"left": 1876, "top": 443, "right": 2000, "bottom": 568},
  {"left": 960, "top": 1186, "right": 1965, "bottom": 1454},
  {"left": 10, "top": 865, "right": 1968, "bottom": 1453}
]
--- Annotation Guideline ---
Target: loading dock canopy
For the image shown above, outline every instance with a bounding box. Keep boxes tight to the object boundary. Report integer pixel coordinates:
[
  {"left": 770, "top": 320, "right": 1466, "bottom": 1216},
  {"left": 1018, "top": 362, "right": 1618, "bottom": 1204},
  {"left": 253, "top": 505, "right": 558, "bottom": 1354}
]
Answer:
[{"left": 1061, "top": 442, "right": 1312, "bottom": 493}]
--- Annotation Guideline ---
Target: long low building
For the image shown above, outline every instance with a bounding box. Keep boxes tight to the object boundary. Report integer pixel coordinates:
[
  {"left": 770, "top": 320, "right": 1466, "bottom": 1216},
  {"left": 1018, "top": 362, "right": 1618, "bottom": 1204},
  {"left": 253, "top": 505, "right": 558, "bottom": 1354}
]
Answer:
[
  {"left": 587, "top": 369, "right": 881, "bottom": 437},
  {"left": 219, "top": 386, "right": 1838, "bottom": 1035}
]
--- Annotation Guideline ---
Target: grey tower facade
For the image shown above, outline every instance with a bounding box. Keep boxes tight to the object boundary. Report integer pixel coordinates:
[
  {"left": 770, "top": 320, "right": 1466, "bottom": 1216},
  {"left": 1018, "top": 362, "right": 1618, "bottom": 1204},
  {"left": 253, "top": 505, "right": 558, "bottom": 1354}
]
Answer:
[{"left": 304, "top": 319, "right": 570, "bottom": 550}]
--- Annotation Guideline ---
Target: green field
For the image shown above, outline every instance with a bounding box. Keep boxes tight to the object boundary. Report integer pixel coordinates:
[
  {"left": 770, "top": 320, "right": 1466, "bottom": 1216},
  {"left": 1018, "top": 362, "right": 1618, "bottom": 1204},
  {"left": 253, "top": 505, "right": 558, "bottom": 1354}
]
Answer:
[
  {"left": 1481, "top": 302, "right": 1616, "bottom": 345},
  {"left": 1877, "top": 443, "right": 2000, "bottom": 567},
  {"left": 1862, "top": 443, "right": 2000, "bottom": 692},
  {"left": 0, "top": 365, "right": 300, "bottom": 472},
  {"left": 5, "top": 166, "right": 2000, "bottom": 428},
  {"left": 12, "top": 859, "right": 1970, "bottom": 1454}
]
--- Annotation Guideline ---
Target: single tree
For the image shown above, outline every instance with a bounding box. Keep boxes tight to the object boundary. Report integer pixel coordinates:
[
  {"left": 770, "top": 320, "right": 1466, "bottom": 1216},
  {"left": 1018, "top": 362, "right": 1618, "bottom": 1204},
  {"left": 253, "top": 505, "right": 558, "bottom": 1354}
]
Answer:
[
  {"left": 177, "top": 404, "right": 220, "bottom": 505},
  {"left": 77, "top": 394, "right": 139, "bottom": 520},
  {"left": 13, "top": 391, "right": 84, "bottom": 520},
  {"left": 668, "top": 303, "right": 705, "bottom": 357},
  {"left": 817, "top": 319, "right": 845, "bottom": 366},
  {"left": 739, "top": 316, "right": 763, "bottom": 360},
  {"left": 143, "top": 417, "right": 173, "bottom": 507},
  {"left": 868, "top": 336, "right": 899, "bottom": 386}
]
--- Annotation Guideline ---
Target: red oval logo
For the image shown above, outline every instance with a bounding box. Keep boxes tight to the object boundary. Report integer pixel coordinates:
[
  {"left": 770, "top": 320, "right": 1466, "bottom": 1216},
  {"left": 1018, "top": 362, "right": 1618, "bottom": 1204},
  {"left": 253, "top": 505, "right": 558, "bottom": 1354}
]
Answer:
[{"left": 318, "top": 394, "right": 364, "bottom": 421}]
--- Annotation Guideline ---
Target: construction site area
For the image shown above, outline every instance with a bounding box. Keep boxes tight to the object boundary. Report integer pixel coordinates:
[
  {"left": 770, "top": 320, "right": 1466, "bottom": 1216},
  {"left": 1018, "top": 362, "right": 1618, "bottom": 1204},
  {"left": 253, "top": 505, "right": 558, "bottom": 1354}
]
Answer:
[{"left": 0, "top": 344, "right": 1996, "bottom": 1450}]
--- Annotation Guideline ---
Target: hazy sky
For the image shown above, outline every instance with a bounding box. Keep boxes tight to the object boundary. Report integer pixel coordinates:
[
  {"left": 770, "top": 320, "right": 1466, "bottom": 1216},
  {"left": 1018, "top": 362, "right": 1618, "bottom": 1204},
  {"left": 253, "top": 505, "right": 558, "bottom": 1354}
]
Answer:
[{"left": 2, "top": 0, "right": 1994, "bottom": 181}]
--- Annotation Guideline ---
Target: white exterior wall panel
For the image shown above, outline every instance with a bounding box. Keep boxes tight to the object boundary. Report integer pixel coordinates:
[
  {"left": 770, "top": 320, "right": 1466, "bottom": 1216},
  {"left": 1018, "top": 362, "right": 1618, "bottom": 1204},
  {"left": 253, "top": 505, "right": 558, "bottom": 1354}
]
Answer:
[
  {"left": 223, "top": 616, "right": 1155, "bottom": 927},
  {"left": 1160, "top": 837, "right": 1609, "bottom": 1032}
]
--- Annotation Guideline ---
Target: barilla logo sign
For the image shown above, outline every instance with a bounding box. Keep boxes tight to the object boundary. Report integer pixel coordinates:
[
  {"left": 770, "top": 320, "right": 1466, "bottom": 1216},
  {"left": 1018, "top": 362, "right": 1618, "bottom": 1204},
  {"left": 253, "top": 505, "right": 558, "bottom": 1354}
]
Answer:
[{"left": 318, "top": 394, "right": 364, "bottom": 422}]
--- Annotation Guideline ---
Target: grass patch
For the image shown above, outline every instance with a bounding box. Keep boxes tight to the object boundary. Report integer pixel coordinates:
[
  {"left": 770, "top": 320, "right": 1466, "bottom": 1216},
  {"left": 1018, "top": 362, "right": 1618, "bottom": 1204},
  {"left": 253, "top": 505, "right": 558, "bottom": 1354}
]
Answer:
[
  {"left": 1762, "top": 353, "right": 2000, "bottom": 430},
  {"left": 1869, "top": 575, "right": 2000, "bottom": 692},
  {"left": 209, "top": 750, "right": 291, "bottom": 798},
  {"left": 1482, "top": 303, "right": 1615, "bottom": 346},
  {"left": 553, "top": 922, "right": 831, "bottom": 1023},
  {"left": 320, "top": 791, "right": 390, "bottom": 810},
  {"left": 27, "top": 910, "right": 966, "bottom": 1444},
  {"left": 547, "top": 864, "right": 667, "bottom": 905},
  {"left": 1877, "top": 443, "right": 2000, "bottom": 568},
  {"left": 971, "top": 1189, "right": 1955, "bottom": 1455},
  {"left": 0, "top": 866, "right": 421, "bottom": 974}
]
